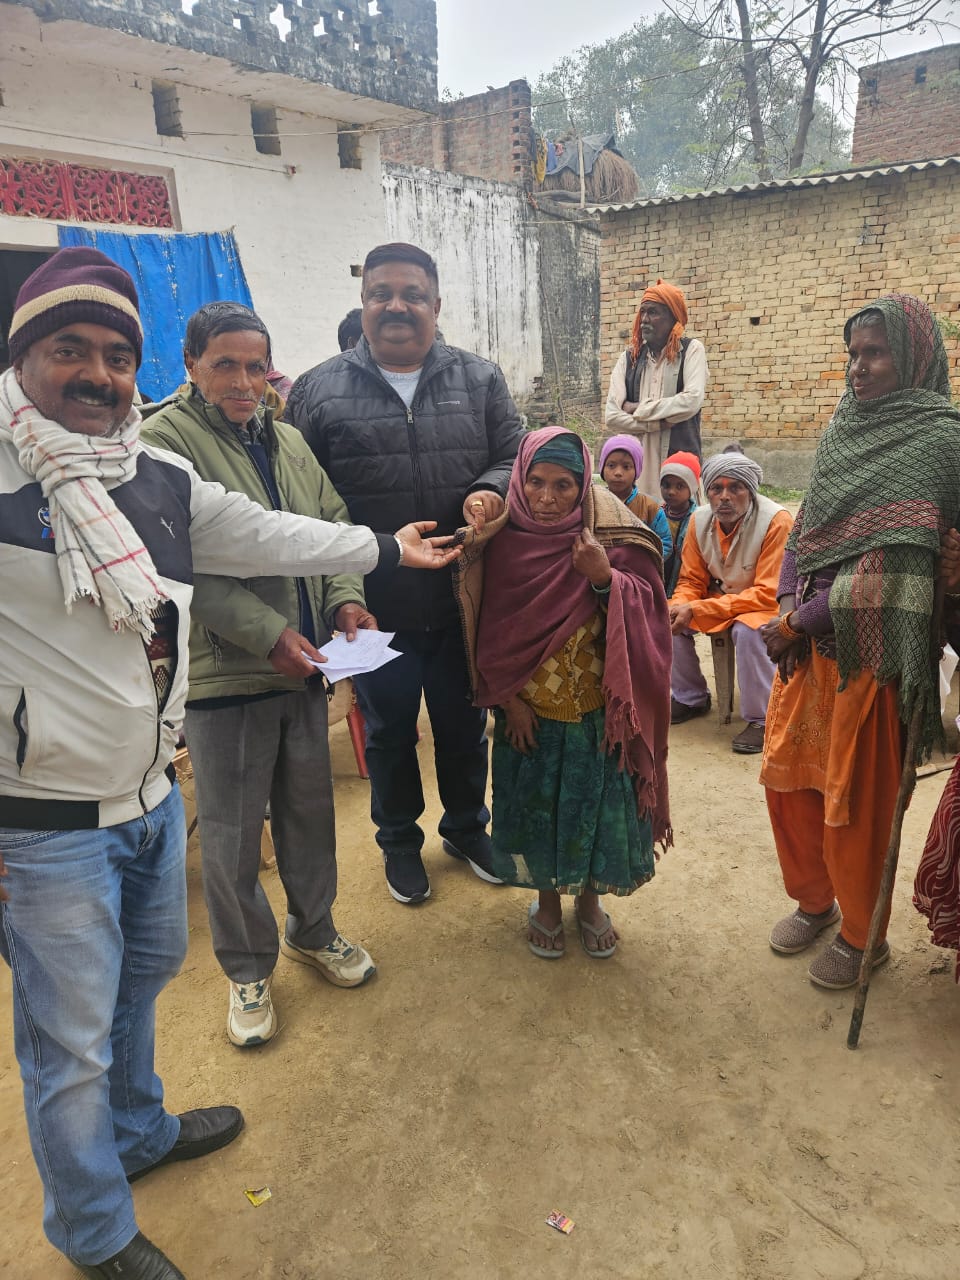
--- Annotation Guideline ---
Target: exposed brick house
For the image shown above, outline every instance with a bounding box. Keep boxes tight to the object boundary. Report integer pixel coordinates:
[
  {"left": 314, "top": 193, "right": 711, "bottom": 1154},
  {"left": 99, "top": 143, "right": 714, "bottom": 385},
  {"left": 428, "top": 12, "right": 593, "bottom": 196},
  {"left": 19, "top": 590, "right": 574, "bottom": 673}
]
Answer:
[
  {"left": 853, "top": 44, "right": 960, "bottom": 165},
  {"left": 595, "top": 157, "right": 960, "bottom": 485},
  {"left": 381, "top": 80, "right": 533, "bottom": 184}
]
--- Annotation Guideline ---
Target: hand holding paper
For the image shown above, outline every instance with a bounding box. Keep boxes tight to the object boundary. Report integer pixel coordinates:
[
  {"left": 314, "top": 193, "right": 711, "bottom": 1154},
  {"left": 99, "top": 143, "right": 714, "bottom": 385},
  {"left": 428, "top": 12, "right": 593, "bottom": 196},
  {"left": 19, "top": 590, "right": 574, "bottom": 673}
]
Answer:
[{"left": 303, "top": 630, "right": 401, "bottom": 682}]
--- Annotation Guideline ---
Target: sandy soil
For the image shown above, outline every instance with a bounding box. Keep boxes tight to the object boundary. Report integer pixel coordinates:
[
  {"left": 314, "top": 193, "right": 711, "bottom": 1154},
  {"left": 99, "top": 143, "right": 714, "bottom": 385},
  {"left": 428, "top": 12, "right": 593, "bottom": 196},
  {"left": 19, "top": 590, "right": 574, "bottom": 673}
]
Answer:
[{"left": 3, "top": 650, "right": 960, "bottom": 1280}]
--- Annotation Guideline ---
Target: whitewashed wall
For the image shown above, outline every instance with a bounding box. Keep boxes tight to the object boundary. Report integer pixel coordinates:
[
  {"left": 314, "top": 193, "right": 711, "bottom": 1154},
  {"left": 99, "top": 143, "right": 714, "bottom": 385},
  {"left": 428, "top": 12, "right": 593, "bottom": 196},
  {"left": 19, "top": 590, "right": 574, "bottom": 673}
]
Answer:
[
  {"left": 0, "top": 33, "right": 388, "bottom": 384},
  {"left": 382, "top": 164, "right": 543, "bottom": 397}
]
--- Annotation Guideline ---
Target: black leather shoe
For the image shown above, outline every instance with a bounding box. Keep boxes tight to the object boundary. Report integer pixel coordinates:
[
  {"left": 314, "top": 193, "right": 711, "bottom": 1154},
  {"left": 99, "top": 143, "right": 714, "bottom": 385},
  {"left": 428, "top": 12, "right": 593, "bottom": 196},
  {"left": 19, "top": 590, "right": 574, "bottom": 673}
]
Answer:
[
  {"left": 127, "top": 1106, "right": 243, "bottom": 1183},
  {"left": 442, "top": 832, "right": 504, "bottom": 885},
  {"left": 75, "top": 1231, "right": 186, "bottom": 1278},
  {"left": 670, "top": 695, "right": 711, "bottom": 725}
]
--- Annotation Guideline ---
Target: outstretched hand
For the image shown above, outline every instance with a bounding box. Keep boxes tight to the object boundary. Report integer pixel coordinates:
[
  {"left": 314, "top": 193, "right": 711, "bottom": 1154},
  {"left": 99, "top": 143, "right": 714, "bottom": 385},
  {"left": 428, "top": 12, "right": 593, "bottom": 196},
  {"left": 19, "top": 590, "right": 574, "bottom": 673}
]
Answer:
[
  {"left": 395, "top": 521, "right": 462, "bottom": 569},
  {"left": 463, "top": 490, "right": 504, "bottom": 531}
]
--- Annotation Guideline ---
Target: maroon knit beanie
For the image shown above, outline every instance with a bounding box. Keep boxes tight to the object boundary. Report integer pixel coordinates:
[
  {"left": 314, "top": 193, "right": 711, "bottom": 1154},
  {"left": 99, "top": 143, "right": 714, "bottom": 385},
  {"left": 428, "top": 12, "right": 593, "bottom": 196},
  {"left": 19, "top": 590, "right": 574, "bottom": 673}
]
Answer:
[{"left": 7, "top": 247, "right": 143, "bottom": 366}]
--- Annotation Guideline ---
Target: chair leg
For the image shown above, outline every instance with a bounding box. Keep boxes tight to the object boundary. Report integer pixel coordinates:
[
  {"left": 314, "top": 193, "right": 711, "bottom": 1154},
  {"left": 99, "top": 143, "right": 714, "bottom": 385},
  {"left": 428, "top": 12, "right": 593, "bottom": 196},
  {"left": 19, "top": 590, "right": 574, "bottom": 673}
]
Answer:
[
  {"left": 346, "top": 704, "right": 370, "bottom": 779},
  {"left": 710, "top": 632, "right": 736, "bottom": 725}
]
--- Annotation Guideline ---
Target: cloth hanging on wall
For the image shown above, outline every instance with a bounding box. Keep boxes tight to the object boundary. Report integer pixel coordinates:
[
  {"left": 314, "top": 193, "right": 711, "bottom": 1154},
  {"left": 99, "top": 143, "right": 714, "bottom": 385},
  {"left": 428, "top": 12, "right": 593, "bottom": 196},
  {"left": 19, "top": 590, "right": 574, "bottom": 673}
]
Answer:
[{"left": 58, "top": 227, "right": 253, "bottom": 402}]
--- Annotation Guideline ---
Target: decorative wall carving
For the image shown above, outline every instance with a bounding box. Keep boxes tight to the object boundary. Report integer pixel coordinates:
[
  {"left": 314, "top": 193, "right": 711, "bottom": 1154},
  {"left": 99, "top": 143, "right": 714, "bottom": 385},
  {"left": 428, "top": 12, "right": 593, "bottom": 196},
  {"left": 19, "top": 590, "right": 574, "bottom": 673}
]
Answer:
[{"left": 0, "top": 157, "right": 174, "bottom": 227}]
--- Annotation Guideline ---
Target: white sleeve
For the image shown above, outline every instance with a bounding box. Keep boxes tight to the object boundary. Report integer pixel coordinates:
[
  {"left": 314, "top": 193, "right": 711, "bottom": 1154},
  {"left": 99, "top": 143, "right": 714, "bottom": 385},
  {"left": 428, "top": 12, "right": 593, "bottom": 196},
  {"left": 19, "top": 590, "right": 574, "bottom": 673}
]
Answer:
[
  {"left": 184, "top": 467, "right": 380, "bottom": 578},
  {"left": 603, "top": 351, "right": 641, "bottom": 433},
  {"left": 631, "top": 340, "right": 708, "bottom": 426}
]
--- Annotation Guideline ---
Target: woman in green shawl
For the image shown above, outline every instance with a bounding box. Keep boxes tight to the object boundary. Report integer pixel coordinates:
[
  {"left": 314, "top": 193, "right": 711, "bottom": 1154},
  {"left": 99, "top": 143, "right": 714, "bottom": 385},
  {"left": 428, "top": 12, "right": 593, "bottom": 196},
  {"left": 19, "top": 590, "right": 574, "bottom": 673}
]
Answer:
[{"left": 759, "top": 293, "right": 960, "bottom": 990}]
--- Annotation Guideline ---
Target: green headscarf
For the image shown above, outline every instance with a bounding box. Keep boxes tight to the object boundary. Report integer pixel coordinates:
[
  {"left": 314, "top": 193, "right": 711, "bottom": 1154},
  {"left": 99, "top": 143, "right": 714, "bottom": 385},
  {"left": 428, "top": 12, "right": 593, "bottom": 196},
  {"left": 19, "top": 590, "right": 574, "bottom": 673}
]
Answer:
[
  {"left": 790, "top": 293, "right": 960, "bottom": 759},
  {"left": 530, "top": 434, "right": 585, "bottom": 477}
]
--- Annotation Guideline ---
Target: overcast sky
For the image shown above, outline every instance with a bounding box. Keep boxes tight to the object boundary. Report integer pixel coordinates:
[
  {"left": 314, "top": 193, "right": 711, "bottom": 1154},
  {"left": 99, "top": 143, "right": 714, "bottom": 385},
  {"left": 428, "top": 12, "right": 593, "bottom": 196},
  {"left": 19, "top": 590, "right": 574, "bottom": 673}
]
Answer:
[{"left": 434, "top": 0, "right": 958, "bottom": 105}]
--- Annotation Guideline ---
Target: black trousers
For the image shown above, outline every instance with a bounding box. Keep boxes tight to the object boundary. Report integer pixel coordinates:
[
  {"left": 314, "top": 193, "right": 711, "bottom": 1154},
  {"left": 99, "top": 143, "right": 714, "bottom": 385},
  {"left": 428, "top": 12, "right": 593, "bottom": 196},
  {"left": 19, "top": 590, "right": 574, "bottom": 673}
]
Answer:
[{"left": 353, "top": 626, "right": 489, "bottom": 856}]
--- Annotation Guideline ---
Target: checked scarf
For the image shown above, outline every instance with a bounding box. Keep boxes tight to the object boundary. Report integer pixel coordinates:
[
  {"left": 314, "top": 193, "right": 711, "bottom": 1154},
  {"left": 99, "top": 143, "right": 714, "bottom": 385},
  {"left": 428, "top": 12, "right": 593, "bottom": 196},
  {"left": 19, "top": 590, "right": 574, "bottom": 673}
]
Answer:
[
  {"left": 0, "top": 366, "right": 168, "bottom": 640},
  {"left": 789, "top": 294, "right": 960, "bottom": 758}
]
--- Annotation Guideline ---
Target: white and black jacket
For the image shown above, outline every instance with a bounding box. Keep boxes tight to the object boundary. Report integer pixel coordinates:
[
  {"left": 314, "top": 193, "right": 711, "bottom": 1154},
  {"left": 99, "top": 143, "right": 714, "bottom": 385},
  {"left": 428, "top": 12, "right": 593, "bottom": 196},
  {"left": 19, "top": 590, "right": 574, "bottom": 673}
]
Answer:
[{"left": 0, "top": 438, "right": 397, "bottom": 829}]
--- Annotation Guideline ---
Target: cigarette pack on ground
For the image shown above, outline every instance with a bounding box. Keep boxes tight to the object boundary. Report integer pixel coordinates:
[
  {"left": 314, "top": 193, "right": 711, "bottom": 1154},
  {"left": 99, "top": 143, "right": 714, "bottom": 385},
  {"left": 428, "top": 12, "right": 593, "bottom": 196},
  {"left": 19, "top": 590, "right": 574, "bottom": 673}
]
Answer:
[
  {"left": 546, "top": 1211, "right": 574, "bottom": 1234},
  {"left": 244, "top": 1186, "right": 272, "bottom": 1207}
]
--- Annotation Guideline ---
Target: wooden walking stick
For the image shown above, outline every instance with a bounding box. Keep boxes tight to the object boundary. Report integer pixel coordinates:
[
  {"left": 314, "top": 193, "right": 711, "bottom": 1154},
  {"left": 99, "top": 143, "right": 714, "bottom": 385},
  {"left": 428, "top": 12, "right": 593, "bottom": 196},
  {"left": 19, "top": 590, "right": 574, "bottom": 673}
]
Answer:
[{"left": 847, "top": 579, "right": 945, "bottom": 1049}]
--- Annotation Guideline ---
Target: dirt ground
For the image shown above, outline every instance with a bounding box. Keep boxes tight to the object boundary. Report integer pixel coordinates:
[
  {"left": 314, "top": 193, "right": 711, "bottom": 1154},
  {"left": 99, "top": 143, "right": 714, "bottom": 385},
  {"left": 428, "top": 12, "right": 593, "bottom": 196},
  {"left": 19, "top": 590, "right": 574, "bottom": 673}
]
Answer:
[{"left": 3, "top": 649, "right": 960, "bottom": 1280}]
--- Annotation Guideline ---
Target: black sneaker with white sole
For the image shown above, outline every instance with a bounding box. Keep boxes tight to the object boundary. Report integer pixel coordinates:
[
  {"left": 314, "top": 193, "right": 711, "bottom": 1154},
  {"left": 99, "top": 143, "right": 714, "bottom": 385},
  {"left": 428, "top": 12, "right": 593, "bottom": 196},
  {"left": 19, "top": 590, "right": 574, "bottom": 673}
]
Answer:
[
  {"left": 383, "top": 849, "right": 431, "bottom": 904},
  {"left": 442, "top": 832, "right": 504, "bottom": 884}
]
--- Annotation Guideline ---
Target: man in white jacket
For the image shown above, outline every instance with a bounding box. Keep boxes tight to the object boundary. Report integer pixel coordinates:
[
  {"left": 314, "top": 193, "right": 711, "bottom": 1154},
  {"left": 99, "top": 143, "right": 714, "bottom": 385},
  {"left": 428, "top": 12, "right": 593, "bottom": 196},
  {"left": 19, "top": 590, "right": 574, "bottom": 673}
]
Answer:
[
  {"left": 0, "top": 248, "right": 456, "bottom": 1280},
  {"left": 604, "top": 278, "right": 708, "bottom": 499}
]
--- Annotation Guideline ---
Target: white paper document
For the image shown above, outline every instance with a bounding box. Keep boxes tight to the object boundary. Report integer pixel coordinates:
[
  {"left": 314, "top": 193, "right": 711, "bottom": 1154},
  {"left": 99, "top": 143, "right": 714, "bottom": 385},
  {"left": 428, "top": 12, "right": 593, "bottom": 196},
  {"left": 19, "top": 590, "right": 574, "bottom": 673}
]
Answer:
[{"left": 303, "top": 630, "right": 401, "bottom": 682}]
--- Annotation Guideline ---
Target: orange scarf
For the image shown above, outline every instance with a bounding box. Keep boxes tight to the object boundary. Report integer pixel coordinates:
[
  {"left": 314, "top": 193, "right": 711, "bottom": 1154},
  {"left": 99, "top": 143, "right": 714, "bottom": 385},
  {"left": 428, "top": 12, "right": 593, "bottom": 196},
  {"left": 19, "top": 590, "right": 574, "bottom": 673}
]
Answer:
[{"left": 629, "top": 278, "right": 688, "bottom": 364}]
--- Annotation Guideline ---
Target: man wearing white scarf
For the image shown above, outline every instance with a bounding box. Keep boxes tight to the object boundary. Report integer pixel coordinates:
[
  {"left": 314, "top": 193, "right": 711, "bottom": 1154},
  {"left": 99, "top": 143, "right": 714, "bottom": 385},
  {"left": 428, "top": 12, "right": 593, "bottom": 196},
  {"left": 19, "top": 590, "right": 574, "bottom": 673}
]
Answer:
[{"left": 0, "top": 248, "right": 459, "bottom": 1280}]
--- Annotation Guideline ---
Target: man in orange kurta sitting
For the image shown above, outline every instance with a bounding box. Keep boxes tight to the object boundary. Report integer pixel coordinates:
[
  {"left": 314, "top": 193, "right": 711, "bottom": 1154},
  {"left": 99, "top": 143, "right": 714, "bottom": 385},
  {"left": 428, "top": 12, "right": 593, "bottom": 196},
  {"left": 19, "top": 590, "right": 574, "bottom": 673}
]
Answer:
[{"left": 668, "top": 450, "right": 792, "bottom": 754}]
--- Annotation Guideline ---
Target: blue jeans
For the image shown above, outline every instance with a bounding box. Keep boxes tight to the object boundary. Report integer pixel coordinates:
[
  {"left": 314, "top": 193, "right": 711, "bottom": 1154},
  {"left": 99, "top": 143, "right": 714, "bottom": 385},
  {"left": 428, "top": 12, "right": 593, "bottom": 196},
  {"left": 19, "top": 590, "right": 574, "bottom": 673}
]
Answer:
[
  {"left": 0, "top": 786, "right": 187, "bottom": 1265},
  {"left": 353, "top": 626, "right": 490, "bottom": 855}
]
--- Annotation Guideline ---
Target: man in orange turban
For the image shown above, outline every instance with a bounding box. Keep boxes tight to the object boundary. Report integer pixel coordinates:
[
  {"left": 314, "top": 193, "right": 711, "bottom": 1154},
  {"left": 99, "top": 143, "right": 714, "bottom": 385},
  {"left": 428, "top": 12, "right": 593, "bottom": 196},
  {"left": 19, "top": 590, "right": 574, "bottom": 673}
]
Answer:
[{"left": 604, "top": 278, "right": 708, "bottom": 499}]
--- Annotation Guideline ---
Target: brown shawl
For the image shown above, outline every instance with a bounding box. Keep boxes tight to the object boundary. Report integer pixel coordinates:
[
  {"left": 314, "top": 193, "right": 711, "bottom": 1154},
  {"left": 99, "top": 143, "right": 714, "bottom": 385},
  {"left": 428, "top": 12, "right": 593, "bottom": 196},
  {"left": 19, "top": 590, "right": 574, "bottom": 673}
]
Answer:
[{"left": 453, "top": 474, "right": 672, "bottom": 847}]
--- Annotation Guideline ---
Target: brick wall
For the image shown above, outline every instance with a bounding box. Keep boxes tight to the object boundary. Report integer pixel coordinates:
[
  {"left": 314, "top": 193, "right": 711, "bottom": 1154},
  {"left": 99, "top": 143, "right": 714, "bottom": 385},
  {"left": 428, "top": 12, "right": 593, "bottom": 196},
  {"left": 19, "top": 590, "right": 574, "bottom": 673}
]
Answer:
[
  {"left": 598, "top": 163, "right": 960, "bottom": 485},
  {"left": 852, "top": 44, "right": 960, "bottom": 165},
  {"left": 381, "top": 80, "right": 532, "bottom": 185}
]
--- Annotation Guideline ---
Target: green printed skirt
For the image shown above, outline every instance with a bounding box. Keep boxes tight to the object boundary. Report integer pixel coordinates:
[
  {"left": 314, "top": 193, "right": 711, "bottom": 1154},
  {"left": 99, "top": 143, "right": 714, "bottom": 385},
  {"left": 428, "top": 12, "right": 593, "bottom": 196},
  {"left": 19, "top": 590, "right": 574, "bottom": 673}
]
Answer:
[{"left": 489, "top": 705, "right": 655, "bottom": 896}]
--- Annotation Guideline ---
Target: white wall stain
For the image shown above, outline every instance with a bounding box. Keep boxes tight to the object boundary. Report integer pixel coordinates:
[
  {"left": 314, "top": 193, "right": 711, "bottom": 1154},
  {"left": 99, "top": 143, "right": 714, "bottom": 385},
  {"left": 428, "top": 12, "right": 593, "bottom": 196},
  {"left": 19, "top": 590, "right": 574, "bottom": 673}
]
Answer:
[{"left": 382, "top": 165, "right": 543, "bottom": 396}]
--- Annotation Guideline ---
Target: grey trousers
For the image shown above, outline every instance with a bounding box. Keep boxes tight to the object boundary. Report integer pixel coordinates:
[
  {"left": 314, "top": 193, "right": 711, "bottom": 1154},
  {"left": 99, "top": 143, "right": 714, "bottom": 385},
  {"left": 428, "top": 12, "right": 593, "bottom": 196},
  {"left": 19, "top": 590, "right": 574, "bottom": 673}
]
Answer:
[
  {"left": 671, "top": 623, "right": 774, "bottom": 724},
  {"left": 185, "top": 683, "right": 337, "bottom": 984}
]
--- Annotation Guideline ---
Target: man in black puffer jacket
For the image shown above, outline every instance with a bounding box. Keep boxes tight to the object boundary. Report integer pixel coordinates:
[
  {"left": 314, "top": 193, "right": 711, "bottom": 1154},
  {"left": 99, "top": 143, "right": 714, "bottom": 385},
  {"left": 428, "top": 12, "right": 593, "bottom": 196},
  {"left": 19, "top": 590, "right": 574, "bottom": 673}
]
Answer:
[{"left": 287, "top": 242, "right": 524, "bottom": 906}]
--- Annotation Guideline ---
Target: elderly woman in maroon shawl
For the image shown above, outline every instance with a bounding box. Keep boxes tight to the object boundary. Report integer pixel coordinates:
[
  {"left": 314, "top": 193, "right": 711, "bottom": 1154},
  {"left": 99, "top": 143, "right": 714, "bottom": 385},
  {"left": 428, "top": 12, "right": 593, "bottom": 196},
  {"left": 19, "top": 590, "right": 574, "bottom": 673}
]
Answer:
[{"left": 454, "top": 427, "right": 672, "bottom": 958}]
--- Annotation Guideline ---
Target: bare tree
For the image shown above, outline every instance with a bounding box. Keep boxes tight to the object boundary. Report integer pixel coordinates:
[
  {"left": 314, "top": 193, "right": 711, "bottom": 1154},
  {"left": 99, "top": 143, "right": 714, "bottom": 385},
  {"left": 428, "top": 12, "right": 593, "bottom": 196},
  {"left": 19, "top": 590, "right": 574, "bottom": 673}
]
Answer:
[
  {"left": 666, "top": 0, "right": 955, "bottom": 174},
  {"left": 532, "top": 16, "right": 850, "bottom": 194}
]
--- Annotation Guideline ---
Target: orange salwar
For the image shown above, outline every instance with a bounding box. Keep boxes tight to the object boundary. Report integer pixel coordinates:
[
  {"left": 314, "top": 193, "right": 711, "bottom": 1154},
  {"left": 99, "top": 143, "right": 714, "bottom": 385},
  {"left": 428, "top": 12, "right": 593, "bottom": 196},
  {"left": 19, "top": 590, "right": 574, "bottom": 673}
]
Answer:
[{"left": 759, "top": 646, "right": 904, "bottom": 949}]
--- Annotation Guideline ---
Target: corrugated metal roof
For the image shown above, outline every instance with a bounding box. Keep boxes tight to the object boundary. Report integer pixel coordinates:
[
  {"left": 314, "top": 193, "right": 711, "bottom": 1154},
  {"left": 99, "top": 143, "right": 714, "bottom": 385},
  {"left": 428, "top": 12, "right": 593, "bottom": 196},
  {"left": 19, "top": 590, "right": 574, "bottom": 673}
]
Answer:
[{"left": 589, "top": 154, "right": 960, "bottom": 213}]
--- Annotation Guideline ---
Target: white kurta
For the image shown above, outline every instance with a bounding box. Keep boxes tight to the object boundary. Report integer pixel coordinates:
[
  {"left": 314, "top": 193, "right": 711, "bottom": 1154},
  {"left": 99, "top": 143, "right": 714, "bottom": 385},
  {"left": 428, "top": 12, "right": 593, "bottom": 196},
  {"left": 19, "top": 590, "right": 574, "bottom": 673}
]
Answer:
[{"left": 604, "top": 340, "right": 708, "bottom": 498}]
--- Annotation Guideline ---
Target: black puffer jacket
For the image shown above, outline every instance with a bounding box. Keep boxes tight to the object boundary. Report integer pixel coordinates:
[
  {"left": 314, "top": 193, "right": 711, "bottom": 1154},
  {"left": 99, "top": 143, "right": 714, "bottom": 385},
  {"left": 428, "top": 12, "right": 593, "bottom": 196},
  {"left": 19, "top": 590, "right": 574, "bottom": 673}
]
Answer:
[{"left": 287, "top": 338, "right": 523, "bottom": 631}]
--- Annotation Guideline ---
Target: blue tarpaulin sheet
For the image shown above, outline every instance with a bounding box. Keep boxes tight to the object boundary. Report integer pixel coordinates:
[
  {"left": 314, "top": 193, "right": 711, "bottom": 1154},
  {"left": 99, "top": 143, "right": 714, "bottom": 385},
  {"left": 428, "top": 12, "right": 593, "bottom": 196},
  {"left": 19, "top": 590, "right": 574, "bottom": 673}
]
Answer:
[{"left": 58, "top": 227, "right": 253, "bottom": 402}]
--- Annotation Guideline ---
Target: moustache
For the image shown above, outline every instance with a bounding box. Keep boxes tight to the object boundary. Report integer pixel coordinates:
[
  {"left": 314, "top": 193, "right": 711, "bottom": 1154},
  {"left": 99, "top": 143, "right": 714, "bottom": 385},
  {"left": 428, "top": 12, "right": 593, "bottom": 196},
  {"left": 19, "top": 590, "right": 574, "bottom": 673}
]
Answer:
[
  {"left": 379, "top": 314, "right": 415, "bottom": 328},
  {"left": 65, "top": 381, "right": 120, "bottom": 407}
]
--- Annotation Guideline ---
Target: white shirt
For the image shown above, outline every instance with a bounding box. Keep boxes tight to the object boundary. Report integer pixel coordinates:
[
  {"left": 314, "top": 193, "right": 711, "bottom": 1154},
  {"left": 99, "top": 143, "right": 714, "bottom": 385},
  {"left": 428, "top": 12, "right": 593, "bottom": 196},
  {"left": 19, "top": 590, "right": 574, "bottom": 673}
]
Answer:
[{"left": 377, "top": 364, "right": 422, "bottom": 410}]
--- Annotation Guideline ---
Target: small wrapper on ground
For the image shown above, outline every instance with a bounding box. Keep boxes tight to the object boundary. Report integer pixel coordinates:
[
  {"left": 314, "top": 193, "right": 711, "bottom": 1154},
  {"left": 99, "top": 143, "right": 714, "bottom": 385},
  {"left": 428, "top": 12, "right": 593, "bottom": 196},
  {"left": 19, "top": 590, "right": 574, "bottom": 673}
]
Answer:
[{"left": 546, "top": 1211, "right": 574, "bottom": 1234}]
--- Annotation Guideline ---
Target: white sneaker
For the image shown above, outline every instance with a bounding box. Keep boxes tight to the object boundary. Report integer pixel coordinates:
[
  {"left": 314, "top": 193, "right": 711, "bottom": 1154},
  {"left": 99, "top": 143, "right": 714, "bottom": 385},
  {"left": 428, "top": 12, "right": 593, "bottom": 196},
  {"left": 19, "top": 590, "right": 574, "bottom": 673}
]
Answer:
[
  {"left": 227, "top": 976, "right": 277, "bottom": 1047},
  {"left": 280, "top": 934, "right": 376, "bottom": 988}
]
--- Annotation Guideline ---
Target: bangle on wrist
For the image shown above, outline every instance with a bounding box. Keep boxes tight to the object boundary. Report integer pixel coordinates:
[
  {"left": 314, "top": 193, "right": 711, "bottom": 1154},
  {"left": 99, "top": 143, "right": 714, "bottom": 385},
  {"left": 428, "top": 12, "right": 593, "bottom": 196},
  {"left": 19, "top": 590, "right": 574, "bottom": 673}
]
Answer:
[
  {"left": 394, "top": 534, "right": 405, "bottom": 566},
  {"left": 591, "top": 579, "right": 612, "bottom": 595},
  {"left": 778, "top": 611, "right": 800, "bottom": 640}
]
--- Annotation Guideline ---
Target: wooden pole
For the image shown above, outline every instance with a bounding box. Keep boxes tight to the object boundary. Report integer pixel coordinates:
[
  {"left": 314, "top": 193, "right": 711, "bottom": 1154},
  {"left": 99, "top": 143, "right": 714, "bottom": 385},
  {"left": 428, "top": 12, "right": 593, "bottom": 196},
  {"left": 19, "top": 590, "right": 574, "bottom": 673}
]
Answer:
[
  {"left": 847, "top": 580, "right": 945, "bottom": 1049},
  {"left": 577, "top": 135, "right": 586, "bottom": 208},
  {"left": 846, "top": 705, "right": 922, "bottom": 1049}
]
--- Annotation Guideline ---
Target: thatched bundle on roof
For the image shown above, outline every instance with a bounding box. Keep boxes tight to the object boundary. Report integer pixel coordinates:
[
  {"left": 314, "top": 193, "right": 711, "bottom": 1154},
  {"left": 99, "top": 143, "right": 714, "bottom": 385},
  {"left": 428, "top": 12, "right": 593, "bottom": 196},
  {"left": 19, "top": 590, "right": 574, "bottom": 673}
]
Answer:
[{"left": 539, "top": 133, "right": 641, "bottom": 204}]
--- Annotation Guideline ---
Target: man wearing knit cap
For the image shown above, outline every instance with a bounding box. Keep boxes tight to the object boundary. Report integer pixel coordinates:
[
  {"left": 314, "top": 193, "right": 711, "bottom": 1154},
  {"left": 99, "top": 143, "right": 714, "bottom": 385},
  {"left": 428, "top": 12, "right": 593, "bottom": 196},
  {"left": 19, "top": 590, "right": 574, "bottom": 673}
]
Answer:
[
  {"left": 668, "top": 450, "right": 792, "bottom": 754},
  {"left": 0, "top": 248, "right": 459, "bottom": 1279},
  {"left": 604, "top": 278, "right": 708, "bottom": 500}
]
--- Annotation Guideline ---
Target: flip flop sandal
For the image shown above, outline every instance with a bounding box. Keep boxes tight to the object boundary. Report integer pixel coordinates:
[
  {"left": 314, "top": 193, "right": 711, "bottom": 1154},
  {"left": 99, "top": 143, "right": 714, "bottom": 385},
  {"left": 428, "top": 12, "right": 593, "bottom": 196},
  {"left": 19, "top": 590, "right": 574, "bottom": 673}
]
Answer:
[
  {"left": 576, "top": 908, "right": 617, "bottom": 958},
  {"left": 527, "top": 901, "right": 565, "bottom": 959}
]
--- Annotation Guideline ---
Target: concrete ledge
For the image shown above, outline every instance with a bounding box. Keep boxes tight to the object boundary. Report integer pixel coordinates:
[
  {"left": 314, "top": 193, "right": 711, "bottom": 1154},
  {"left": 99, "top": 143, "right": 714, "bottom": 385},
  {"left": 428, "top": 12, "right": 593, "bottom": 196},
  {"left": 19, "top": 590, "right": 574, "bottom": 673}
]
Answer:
[{"left": 703, "top": 437, "right": 815, "bottom": 489}]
